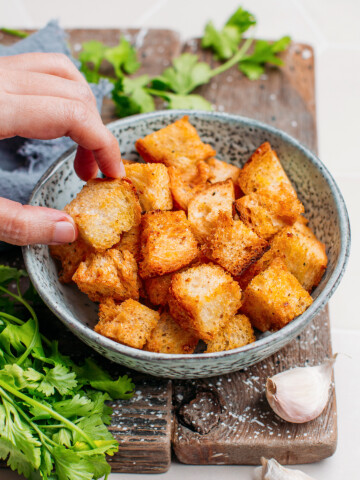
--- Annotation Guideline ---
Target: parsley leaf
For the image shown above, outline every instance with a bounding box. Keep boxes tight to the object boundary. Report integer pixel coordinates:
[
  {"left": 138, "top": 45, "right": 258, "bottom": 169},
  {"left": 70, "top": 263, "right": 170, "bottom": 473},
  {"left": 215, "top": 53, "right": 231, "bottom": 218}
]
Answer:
[
  {"left": 38, "top": 364, "right": 77, "bottom": 397},
  {"left": 239, "top": 36, "right": 291, "bottom": 79},
  {"left": 104, "top": 37, "right": 140, "bottom": 77},
  {"left": 226, "top": 6, "right": 256, "bottom": 33},
  {"left": 53, "top": 394, "right": 94, "bottom": 418},
  {"left": 112, "top": 75, "right": 155, "bottom": 117},
  {"left": 202, "top": 22, "right": 242, "bottom": 60},
  {"left": 0, "top": 265, "right": 27, "bottom": 286}
]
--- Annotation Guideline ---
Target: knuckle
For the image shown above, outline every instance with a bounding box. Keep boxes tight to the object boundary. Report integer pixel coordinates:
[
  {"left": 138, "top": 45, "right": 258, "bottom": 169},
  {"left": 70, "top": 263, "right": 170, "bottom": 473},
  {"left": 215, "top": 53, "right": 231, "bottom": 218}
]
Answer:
[
  {"left": 76, "top": 83, "right": 96, "bottom": 106},
  {"left": 67, "top": 100, "right": 89, "bottom": 126},
  {"left": 52, "top": 53, "right": 77, "bottom": 75}
]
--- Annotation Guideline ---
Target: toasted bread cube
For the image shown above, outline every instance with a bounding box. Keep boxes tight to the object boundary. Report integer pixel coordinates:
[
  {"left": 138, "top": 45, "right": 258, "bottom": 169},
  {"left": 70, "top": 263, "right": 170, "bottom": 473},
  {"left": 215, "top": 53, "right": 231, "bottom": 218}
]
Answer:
[
  {"left": 50, "top": 237, "right": 93, "bottom": 283},
  {"left": 72, "top": 249, "right": 140, "bottom": 302},
  {"left": 113, "top": 225, "right": 141, "bottom": 261},
  {"left": 241, "top": 258, "right": 313, "bottom": 332},
  {"left": 144, "top": 310, "right": 199, "bottom": 354},
  {"left": 139, "top": 210, "right": 199, "bottom": 279},
  {"left": 168, "top": 161, "right": 210, "bottom": 211},
  {"left": 95, "top": 298, "right": 159, "bottom": 349},
  {"left": 188, "top": 179, "right": 235, "bottom": 242},
  {"left": 201, "top": 213, "right": 268, "bottom": 276},
  {"left": 168, "top": 264, "right": 242, "bottom": 341},
  {"left": 238, "top": 142, "right": 296, "bottom": 196},
  {"left": 206, "top": 314, "right": 255, "bottom": 353},
  {"left": 206, "top": 157, "right": 241, "bottom": 184},
  {"left": 135, "top": 116, "right": 216, "bottom": 178},
  {"left": 65, "top": 178, "right": 141, "bottom": 251},
  {"left": 125, "top": 163, "right": 173, "bottom": 212},
  {"left": 240, "top": 225, "right": 327, "bottom": 292},
  {"left": 144, "top": 273, "right": 173, "bottom": 306}
]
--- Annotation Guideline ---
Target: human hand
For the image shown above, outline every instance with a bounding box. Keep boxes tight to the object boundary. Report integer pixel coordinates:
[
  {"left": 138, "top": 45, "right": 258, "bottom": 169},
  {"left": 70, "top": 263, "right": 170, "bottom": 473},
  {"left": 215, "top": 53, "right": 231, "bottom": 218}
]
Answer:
[{"left": 0, "top": 52, "right": 125, "bottom": 246}]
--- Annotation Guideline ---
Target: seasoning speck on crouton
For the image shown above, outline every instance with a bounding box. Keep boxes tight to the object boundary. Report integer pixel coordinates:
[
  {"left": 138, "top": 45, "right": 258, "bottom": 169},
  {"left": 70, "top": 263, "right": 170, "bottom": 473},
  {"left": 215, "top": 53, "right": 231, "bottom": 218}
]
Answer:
[
  {"left": 144, "top": 310, "right": 199, "bottom": 354},
  {"left": 125, "top": 163, "right": 173, "bottom": 212},
  {"left": 168, "top": 161, "right": 210, "bottom": 211},
  {"left": 201, "top": 212, "right": 268, "bottom": 276},
  {"left": 144, "top": 273, "right": 173, "bottom": 306},
  {"left": 206, "top": 314, "right": 255, "bottom": 353},
  {"left": 135, "top": 116, "right": 216, "bottom": 178},
  {"left": 188, "top": 179, "right": 235, "bottom": 241},
  {"left": 241, "top": 257, "right": 313, "bottom": 332},
  {"left": 139, "top": 210, "right": 199, "bottom": 279},
  {"left": 65, "top": 178, "right": 141, "bottom": 251},
  {"left": 113, "top": 225, "right": 141, "bottom": 261},
  {"left": 72, "top": 248, "right": 140, "bottom": 302},
  {"left": 95, "top": 298, "right": 159, "bottom": 349},
  {"left": 168, "top": 263, "right": 242, "bottom": 341},
  {"left": 50, "top": 237, "right": 93, "bottom": 283},
  {"left": 206, "top": 157, "right": 241, "bottom": 184}
]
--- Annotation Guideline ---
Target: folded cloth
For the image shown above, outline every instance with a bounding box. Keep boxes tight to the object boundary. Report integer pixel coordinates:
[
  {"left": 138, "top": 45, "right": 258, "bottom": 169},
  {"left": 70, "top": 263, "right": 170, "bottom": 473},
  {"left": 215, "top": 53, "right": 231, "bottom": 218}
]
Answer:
[{"left": 0, "top": 20, "right": 112, "bottom": 250}]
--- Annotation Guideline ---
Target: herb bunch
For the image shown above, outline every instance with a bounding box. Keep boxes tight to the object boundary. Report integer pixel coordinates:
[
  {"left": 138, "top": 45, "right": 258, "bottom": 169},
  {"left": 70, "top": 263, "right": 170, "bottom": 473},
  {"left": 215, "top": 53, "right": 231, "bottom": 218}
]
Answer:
[
  {"left": 0, "top": 265, "right": 134, "bottom": 480},
  {"left": 78, "top": 6, "right": 291, "bottom": 117}
]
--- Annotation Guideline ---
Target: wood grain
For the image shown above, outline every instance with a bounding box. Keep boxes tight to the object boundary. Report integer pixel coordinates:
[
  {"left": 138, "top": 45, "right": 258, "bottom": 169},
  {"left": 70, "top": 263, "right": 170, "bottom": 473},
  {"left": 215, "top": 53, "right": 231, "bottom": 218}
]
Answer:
[{"left": 0, "top": 28, "right": 336, "bottom": 470}]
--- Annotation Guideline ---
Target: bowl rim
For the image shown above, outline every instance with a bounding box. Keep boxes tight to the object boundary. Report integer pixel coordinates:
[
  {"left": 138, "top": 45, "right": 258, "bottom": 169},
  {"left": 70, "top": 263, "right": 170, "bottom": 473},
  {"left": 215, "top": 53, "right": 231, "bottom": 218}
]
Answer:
[{"left": 23, "top": 109, "right": 351, "bottom": 364}]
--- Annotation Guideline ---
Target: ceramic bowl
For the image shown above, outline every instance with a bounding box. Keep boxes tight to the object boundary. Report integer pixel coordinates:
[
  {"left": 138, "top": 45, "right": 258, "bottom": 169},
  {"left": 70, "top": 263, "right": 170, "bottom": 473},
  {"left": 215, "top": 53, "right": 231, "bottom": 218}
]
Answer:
[{"left": 23, "top": 110, "right": 350, "bottom": 379}]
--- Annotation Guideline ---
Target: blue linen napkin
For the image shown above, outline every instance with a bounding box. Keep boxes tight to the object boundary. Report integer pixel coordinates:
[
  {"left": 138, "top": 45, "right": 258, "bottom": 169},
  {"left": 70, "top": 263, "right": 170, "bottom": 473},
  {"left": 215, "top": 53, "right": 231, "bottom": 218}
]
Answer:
[{"left": 0, "top": 21, "right": 112, "bottom": 250}]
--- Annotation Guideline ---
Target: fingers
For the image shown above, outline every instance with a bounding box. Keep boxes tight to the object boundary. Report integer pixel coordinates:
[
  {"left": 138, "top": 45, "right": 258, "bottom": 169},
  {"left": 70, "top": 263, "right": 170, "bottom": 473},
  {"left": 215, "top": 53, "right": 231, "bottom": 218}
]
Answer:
[
  {"left": 74, "top": 146, "right": 99, "bottom": 180},
  {"left": 0, "top": 197, "right": 77, "bottom": 246},
  {"left": 0, "top": 69, "right": 97, "bottom": 110},
  {"left": 0, "top": 93, "right": 123, "bottom": 178},
  {"left": 0, "top": 52, "right": 87, "bottom": 84}
]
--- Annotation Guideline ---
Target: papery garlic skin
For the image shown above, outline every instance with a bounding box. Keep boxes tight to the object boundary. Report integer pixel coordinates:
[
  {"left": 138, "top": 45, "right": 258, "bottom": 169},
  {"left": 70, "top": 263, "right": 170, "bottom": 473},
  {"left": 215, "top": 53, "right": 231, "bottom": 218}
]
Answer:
[
  {"left": 253, "top": 457, "right": 317, "bottom": 480},
  {"left": 266, "top": 356, "right": 336, "bottom": 423}
]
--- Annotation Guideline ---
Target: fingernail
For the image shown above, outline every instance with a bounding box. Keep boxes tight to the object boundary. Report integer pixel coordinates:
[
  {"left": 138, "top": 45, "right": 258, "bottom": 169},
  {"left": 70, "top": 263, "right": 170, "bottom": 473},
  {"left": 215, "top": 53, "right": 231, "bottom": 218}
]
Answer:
[
  {"left": 119, "top": 159, "right": 126, "bottom": 177},
  {"left": 52, "top": 221, "right": 76, "bottom": 244}
]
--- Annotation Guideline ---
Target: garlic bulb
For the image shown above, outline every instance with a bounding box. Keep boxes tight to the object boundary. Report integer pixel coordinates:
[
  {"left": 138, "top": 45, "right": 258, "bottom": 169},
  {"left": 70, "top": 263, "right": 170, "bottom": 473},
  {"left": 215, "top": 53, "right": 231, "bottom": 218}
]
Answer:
[
  {"left": 253, "top": 457, "right": 317, "bottom": 479},
  {"left": 266, "top": 355, "right": 337, "bottom": 423}
]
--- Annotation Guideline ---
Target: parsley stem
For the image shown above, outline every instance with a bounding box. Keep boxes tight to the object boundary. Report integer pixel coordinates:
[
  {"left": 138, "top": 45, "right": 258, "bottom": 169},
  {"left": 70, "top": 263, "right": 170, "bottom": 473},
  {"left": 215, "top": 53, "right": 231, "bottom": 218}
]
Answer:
[
  {"left": 209, "top": 37, "right": 254, "bottom": 78},
  {"left": 0, "top": 379, "right": 97, "bottom": 449},
  {"left": 0, "top": 27, "right": 28, "bottom": 38},
  {"left": 0, "top": 311, "right": 51, "bottom": 347}
]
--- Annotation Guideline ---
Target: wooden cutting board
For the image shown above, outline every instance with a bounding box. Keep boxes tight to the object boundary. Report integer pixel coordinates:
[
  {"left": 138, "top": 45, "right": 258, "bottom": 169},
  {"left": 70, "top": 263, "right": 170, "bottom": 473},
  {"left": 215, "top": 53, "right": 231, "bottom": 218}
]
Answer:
[{"left": 0, "top": 28, "right": 336, "bottom": 473}]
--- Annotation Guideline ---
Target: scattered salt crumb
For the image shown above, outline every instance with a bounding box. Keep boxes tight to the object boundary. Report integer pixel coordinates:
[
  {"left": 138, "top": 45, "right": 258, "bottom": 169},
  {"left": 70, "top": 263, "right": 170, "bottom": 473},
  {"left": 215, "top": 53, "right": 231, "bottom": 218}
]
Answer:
[
  {"left": 73, "top": 43, "right": 82, "bottom": 52},
  {"left": 302, "top": 48, "right": 312, "bottom": 60},
  {"left": 291, "top": 120, "right": 298, "bottom": 127},
  {"left": 269, "top": 94, "right": 277, "bottom": 101}
]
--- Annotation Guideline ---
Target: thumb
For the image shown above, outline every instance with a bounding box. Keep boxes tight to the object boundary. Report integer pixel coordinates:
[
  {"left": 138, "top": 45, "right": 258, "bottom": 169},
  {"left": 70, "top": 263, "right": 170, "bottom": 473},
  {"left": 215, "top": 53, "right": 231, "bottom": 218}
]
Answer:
[{"left": 0, "top": 197, "right": 77, "bottom": 246}]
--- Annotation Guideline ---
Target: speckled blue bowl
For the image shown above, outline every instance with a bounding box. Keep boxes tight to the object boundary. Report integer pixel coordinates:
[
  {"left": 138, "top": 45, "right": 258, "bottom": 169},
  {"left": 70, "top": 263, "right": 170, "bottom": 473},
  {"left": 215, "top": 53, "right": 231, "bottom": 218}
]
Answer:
[{"left": 23, "top": 111, "right": 350, "bottom": 379}]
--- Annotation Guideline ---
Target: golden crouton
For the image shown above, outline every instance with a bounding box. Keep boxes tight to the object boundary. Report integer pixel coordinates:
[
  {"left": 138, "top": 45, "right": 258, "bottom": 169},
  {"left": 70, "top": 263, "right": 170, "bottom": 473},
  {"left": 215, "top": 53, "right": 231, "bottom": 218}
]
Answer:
[
  {"left": 144, "top": 310, "right": 199, "bottom": 354},
  {"left": 65, "top": 178, "right": 141, "bottom": 251},
  {"left": 168, "top": 161, "right": 210, "bottom": 211},
  {"left": 188, "top": 179, "right": 235, "bottom": 241},
  {"left": 72, "top": 249, "right": 140, "bottom": 302},
  {"left": 206, "top": 314, "right": 255, "bottom": 353},
  {"left": 239, "top": 225, "right": 327, "bottom": 292},
  {"left": 49, "top": 237, "right": 93, "bottom": 283},
  {"left": 125, "top": 163, "right": 173, "bottom": 212},
  {"left": 139, "top": 210, "right": 199, "bottom": 279},
  {"left": 201, "top": 212, "right": 268, "bottom": 276},
  {"left": 241, "top": 258, "right": 313, "bottom": 332},
  {"left": 206, "top": 157, "right": 241, "bottom": 184},
  {"left": 95, "top": 298, "right": 159, "bottom": 349},
  {"left": 113, "top": 225, "right": 141, "bottom": 261},
  {"left": 135, "top": 116, "right": 216, "bottom": 178},
  {"left": 144, "top": 273, "right": 173, "bottom": 306},
  {"left": 238, "top": 142, "right": 296, "bottom": 196},
  {"left": 168, "top": 263, "right": 242, "bottom": 341}
]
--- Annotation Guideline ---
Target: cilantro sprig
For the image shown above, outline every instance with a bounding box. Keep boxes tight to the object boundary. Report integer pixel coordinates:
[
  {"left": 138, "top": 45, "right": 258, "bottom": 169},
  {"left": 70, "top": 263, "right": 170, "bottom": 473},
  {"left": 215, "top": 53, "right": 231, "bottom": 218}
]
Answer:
[
  {"left": 77, "top": 5, "right": 291, "bottom": 117},
  {"left": 0, "top": 265, "right": 134, "bottom": 480}
]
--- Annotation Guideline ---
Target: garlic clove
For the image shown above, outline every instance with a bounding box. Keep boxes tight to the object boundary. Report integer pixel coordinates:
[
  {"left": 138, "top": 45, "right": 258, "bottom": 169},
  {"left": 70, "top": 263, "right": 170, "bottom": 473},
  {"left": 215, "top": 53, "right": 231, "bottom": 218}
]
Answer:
[
  {"left": 253, "top": 457, "right": 317, "bottom": 479},
  {"left": 266, "top": 355, "right": 337, "bottom": 423}
]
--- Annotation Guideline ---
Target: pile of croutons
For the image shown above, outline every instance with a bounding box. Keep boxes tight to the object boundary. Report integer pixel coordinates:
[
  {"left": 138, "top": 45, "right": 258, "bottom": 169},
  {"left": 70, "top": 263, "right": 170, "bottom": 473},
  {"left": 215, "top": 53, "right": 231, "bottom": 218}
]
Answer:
[{"left": 50, "top": 116, "right": 328, "bottom": 355}]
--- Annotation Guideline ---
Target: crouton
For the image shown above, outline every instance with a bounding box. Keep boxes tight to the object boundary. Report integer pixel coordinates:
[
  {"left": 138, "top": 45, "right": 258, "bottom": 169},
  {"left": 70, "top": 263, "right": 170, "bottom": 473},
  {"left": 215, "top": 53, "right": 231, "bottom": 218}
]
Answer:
[
  {"left": 139, "top": 210, "right": 199, "bottom": 279},
  {"left": 206, "top": 314, "right": 255, "bottom": 353},
  {"left": 144, "top": 310, "right": 199, "bottom": 354},
  {"left": 241, "top": 257, "right": 313, "bottom": 332},
  {"left": 49, "top": 237, "right": 93, "bottom": 283},
  {"left": 188, "top": 179, "right": 235, "bottom": 242},
  {"left": 113, "top": 225, "right": 141, "bottom": 261},
  {"left": 168, "top": 161, "right": 210, "bottom": 211},
  {"left": 168, "top": 263, "right": 242, "bottom": 341},
  {"left": 201, "top": 212, "right": 268, "bottom": 276},
  {"left": 95, "top": 298, "right": 159, "bottom": 349},
  {"left": 125, "top": 163, "right": 173, "bottom": 212},
  {"left": 144, "top": 273, "right": 173, "bottom": 306},
  {"left": 206, "top": 157, "right": 241, "bottom": 184},
  {"left": 65, "top": 178, "right": 141, "bottom": 251},
  {"left": 72, "top": 249, "right": 140, "bottom": 302},
  {"left": 238, "top": 225, "right": 327, "bottom": 292},
  {"left": 135, "top": 116, "right": 216, "bottom": 178},
  {"left": 238, "top": 142, "right": 296, "bottom": 196}
]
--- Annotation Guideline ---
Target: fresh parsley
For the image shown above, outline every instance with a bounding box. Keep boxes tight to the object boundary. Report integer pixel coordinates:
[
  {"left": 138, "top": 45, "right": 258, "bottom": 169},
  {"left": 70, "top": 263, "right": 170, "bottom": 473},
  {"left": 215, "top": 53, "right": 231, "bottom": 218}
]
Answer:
[{"left": 0, "top": 265, "right": 135, "bottom": 480}]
